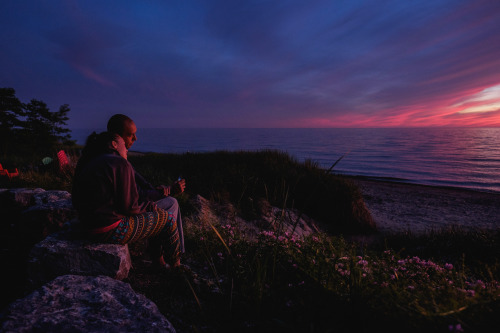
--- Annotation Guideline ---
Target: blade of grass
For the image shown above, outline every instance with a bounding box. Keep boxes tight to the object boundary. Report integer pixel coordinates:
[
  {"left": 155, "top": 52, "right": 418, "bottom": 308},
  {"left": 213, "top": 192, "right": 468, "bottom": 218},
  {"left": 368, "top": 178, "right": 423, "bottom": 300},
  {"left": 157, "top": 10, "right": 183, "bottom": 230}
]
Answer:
[
  {"left": 325, "top": 150, "right": 350, "bottom": 174},
  {"left": 185, "top": 278, "right": 202, "bottom": 310},
  {"left": 206, "top": 220, "right": 232, "bottom": 255}
]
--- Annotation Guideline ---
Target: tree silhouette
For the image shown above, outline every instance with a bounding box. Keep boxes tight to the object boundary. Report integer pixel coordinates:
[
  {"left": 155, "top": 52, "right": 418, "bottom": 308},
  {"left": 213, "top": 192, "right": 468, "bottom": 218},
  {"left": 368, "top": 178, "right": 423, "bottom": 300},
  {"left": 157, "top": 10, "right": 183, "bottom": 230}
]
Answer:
[
  {"left": 0, "top": 88, "right": 24, "bottom": 155},
  {"left": 0, "top": 88, "right": 73, "bottom": 157}
]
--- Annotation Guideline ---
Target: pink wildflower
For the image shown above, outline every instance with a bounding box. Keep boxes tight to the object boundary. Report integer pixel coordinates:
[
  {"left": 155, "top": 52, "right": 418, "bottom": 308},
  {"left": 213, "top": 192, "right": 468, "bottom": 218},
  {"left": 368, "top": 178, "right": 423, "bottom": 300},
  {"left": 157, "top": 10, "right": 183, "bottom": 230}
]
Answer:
[
  {"left": 358, "top": 259, "right": 368, "bottom": 266},
  {"left": 448, "top": 324, "right": 464, "bottom": 332}
]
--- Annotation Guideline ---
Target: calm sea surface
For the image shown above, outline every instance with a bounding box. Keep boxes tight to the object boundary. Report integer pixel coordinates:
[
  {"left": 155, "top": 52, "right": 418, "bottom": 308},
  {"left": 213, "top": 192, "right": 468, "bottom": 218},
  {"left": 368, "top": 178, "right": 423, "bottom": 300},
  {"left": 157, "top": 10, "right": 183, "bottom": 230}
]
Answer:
[{"left": 72, "top": 128, "right": 500, "bottom": 193}]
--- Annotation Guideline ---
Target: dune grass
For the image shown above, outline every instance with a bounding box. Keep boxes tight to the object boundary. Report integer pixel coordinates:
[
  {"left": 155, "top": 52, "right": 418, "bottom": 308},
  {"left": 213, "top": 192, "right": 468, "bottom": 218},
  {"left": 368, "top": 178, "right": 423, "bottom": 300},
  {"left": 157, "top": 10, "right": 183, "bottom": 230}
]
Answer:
[
  {"left": 2, "top": 149, "right": 500, "bottom": 332},
  {"left": 127, "top": 150, "right": 374, "bottom": 234}
]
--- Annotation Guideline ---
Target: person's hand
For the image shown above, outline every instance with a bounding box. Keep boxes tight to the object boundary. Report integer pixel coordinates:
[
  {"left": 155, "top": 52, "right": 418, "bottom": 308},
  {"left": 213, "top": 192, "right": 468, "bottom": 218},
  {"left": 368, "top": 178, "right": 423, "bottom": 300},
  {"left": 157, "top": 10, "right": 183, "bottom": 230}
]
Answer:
[
  {"left": 172, "top": 178, "right": 186, "bottom": 195},
  {"left": 157, "top": 185, "right": 171, "bottom": 197}
]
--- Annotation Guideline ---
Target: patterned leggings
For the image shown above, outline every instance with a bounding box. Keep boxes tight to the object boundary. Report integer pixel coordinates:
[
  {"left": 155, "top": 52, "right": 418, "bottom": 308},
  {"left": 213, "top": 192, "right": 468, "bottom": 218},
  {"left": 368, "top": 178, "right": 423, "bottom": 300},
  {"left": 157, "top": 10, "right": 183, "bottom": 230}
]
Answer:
[{"left": 93, "top": 208, "right": 180, "bottom": 265}]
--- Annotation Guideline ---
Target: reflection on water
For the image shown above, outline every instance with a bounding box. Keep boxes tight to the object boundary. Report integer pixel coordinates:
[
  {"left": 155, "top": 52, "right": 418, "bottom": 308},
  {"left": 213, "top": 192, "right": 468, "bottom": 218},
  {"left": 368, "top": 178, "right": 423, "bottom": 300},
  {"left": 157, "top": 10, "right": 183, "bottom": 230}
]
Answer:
[{"left": 72, "top": 127, "right": 500, "bottom": 193}]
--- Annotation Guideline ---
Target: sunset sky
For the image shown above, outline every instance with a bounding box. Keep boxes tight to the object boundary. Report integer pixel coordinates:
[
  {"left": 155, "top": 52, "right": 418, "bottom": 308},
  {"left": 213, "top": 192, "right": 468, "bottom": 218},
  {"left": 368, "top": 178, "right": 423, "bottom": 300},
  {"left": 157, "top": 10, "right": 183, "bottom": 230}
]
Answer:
[{"left": 2, "top": 0, "right": 500, "bottom": 129}]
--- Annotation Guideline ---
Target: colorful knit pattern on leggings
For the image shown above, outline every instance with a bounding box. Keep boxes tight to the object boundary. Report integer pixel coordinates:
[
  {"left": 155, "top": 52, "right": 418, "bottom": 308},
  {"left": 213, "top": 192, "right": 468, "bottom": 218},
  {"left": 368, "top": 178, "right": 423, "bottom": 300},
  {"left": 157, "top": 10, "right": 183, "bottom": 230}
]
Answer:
[
  {"left": 95, "top": 209, "right": 169, "bottom": 244},
  {"left": 93, "top": 208, "right": 181, "bottom": 264}
]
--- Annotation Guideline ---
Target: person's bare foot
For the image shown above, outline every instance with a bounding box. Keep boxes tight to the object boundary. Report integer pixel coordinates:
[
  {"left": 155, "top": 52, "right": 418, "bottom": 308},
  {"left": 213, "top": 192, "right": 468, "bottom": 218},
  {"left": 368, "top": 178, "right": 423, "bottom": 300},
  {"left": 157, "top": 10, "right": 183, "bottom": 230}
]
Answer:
[{"left": 151, "top": 256, "right": 172, "bottom": 271}]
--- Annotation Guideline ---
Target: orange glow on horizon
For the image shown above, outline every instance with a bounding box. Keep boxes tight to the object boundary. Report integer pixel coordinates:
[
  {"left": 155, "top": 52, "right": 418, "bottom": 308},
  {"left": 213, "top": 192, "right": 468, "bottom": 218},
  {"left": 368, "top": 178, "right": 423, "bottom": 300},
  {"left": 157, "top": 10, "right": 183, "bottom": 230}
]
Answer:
[{"left": 284, "top": 83, "right": 500, "bottom": 128}]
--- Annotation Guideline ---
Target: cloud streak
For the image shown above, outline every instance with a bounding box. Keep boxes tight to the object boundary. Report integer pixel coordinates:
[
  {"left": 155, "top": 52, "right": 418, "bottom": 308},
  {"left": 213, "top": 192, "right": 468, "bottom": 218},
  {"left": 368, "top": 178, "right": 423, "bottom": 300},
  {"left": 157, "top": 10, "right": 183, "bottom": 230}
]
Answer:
[{"left": 1, "top": 0, "right": 500, "bottom": 129}]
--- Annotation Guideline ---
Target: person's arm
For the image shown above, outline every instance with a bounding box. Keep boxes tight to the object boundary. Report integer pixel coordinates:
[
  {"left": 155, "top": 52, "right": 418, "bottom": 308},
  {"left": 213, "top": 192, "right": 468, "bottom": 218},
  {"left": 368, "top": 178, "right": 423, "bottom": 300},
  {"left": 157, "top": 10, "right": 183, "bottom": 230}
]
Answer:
[
  {"left": 134, "top": 169, "right": 164, "bottom": 201},
  {"left": 115, "top": 160, "right": 155, "bottom": 215}
]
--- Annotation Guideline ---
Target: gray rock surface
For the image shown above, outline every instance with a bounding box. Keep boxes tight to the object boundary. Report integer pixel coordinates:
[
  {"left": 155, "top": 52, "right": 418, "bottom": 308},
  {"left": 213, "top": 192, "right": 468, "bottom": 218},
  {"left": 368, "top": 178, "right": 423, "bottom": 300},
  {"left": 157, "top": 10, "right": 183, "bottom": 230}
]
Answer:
[
  {"left": 0, "top": 188, "right": 45, "bottom": 212},
  {"left": 27, "top": 229, "right": 132, "bottom": 288},
  {"left": 20, "top": 190, "right": 77, "bottom": 239},
  {"left": 1, "top": 275, "right": 175, "bottom": 333}
]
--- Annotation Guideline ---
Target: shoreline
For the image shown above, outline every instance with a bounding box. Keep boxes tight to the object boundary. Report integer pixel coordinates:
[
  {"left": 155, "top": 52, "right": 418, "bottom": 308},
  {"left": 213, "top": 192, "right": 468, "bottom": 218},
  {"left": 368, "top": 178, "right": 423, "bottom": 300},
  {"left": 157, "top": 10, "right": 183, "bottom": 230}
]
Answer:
[{"left": 345, "top": 175, "right": 500, "bottom": 234}]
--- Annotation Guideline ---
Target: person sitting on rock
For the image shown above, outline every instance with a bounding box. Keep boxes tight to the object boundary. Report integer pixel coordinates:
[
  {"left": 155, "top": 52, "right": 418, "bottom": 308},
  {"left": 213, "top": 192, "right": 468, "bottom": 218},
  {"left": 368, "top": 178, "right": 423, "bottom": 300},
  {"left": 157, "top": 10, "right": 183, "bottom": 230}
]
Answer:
[
  {"left": 106, "top": 114, "right": 187, "bottom": 261},
  {"left": 72, "top": 131, "right": 182, "bottom": 271}
]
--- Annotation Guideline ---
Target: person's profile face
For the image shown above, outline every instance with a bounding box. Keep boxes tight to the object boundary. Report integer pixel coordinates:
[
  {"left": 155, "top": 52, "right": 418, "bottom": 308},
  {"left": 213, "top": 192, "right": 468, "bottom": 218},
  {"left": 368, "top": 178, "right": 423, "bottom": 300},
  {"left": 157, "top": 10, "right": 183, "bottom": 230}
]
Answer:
[
  {"left": 122, "top": 121, "right": 137, "bottom": 149},
  {"left": 113, "top": 136, "right": 128, "bottom": 160}
]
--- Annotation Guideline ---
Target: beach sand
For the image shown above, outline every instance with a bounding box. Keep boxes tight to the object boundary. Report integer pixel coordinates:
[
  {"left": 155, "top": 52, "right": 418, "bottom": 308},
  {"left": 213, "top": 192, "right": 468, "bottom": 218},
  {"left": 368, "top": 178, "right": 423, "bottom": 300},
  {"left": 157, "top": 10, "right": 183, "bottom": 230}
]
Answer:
[{"left": 349, "top": 177, "right": 500, "bottom": 234}]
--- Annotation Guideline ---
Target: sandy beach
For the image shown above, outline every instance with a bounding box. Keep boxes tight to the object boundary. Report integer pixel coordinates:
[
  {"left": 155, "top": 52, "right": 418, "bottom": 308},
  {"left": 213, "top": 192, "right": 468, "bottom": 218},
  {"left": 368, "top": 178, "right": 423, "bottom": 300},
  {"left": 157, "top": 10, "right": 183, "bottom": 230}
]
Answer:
[{"left": 349, "top": 177, "right": 500, "bottom": 234}]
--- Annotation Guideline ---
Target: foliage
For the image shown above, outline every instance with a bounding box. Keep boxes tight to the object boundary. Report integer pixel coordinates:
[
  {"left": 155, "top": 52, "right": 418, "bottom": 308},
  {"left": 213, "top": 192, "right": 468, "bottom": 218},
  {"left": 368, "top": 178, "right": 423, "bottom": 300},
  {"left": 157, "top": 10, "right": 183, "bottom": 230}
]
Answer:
[
  {"left": 0, "top": 146, "right": 78, "bottom": 191},
  {"left": 129, "top": 150, "right": 375, "bottom": 234},
  {"left": 0, "top": 87, "right": 74, "bottom": 158},
  {"left": 128, "top": 214, "right": 500, "bottom": 333},
  {"left": 0, "top": 88, "right": 24, "bottom": 156}
]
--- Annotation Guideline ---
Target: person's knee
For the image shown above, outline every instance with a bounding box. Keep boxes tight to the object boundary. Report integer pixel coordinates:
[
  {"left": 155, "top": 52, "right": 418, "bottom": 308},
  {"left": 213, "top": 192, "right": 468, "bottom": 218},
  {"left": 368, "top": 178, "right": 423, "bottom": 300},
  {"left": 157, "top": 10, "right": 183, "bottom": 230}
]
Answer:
[{"left": 156, "top": 196, "right": 179, "bottom": 211}]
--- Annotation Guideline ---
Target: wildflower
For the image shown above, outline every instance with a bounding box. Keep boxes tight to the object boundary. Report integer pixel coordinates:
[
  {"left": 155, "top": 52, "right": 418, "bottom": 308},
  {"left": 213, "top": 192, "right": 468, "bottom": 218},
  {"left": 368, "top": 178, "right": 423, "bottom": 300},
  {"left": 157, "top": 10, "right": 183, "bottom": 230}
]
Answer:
[
  {"left": 475, "top": 280, "right": 486, "bottom": 289},
  {"left": 407, "top": 285, "right": 415, "bottom": 290},
  {"left": 358, "top": 259, "right": 368, "bottom": 266},
  {"left": 448, "top": 323, "right": 464, "bottom": 332},
  {"left": 444, "top": 263, "right": 453, "bottom": 270}
]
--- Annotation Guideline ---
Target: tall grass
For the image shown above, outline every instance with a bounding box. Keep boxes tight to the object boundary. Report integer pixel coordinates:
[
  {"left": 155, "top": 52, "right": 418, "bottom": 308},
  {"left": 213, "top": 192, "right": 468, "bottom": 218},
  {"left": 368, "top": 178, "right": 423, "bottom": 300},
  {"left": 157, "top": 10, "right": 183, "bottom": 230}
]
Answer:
[{"left": 128, "top": 150, "right": 375, "bottom": 234}]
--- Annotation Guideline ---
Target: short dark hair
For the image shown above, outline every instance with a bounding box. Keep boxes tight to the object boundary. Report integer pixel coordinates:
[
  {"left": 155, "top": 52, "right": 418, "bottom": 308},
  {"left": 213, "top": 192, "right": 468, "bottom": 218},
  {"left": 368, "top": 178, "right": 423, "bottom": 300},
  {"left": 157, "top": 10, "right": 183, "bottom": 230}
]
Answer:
[{"left": 107, "top": 114, "right": 133, "bottom": 136}]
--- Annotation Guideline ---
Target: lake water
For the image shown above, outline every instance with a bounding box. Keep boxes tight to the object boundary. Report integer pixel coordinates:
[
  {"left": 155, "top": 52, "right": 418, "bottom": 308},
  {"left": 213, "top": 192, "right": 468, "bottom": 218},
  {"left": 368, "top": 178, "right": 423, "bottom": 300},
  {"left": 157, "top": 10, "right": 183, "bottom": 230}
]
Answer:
[{"left": 72, "top": 127, "right": 500, "bottom": 193}]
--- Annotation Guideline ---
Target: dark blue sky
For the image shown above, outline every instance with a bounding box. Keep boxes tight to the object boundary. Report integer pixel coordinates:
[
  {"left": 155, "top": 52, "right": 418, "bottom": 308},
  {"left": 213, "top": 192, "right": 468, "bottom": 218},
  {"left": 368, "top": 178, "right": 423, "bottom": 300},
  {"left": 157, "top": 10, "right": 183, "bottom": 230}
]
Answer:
[{"left": 2, "top": 0, "right": 500, "bottom": 130}]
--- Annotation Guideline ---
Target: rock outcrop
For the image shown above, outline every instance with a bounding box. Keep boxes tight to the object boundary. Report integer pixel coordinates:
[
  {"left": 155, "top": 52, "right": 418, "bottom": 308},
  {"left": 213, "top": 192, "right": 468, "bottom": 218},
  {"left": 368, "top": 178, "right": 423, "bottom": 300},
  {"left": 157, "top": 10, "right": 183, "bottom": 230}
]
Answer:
[
  {"left": 189, "top": 194, "right": 322, "bottom": 240},
  {"left": 27, "top": 229, "right": 132, "bottom": 288},
  {"left": 21, "top": 189, "right": 77, "bottom": 240},
  {"left": 0, "top": 188, "right": 174, "bottom": 332},
  {"left": 1, "top": 275, "right": 176, "bottom": 333},
  {"left": 0, "top": 187, "right": 46, "bottom": 212}
]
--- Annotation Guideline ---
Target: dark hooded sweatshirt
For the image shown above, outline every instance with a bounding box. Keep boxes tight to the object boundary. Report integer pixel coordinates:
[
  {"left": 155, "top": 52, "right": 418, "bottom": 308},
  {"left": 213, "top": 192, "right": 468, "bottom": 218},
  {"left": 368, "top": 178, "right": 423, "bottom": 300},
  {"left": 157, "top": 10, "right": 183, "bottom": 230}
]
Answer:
[{"left": 72, "top": 149, "right": 155, "bottom": 232}]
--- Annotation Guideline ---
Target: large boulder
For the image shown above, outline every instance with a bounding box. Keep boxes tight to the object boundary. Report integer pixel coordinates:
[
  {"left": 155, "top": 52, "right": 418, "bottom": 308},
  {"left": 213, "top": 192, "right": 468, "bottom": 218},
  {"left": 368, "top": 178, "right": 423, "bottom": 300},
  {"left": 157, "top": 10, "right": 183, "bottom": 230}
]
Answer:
[
  {"left": 0, "top": 188, "right": 45, "bottom": 213},
  {"left": 0, "top": 188, "right": 77, "bottom": 244},
  {"left": 27, "top": 229, "right": 132, "bottom": 288},
  {"left": 0, "top": 275, "right": 176, "bottom": 333},
  {"left": 20, "top": 190, "right": 77, "bottom": 240}
]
